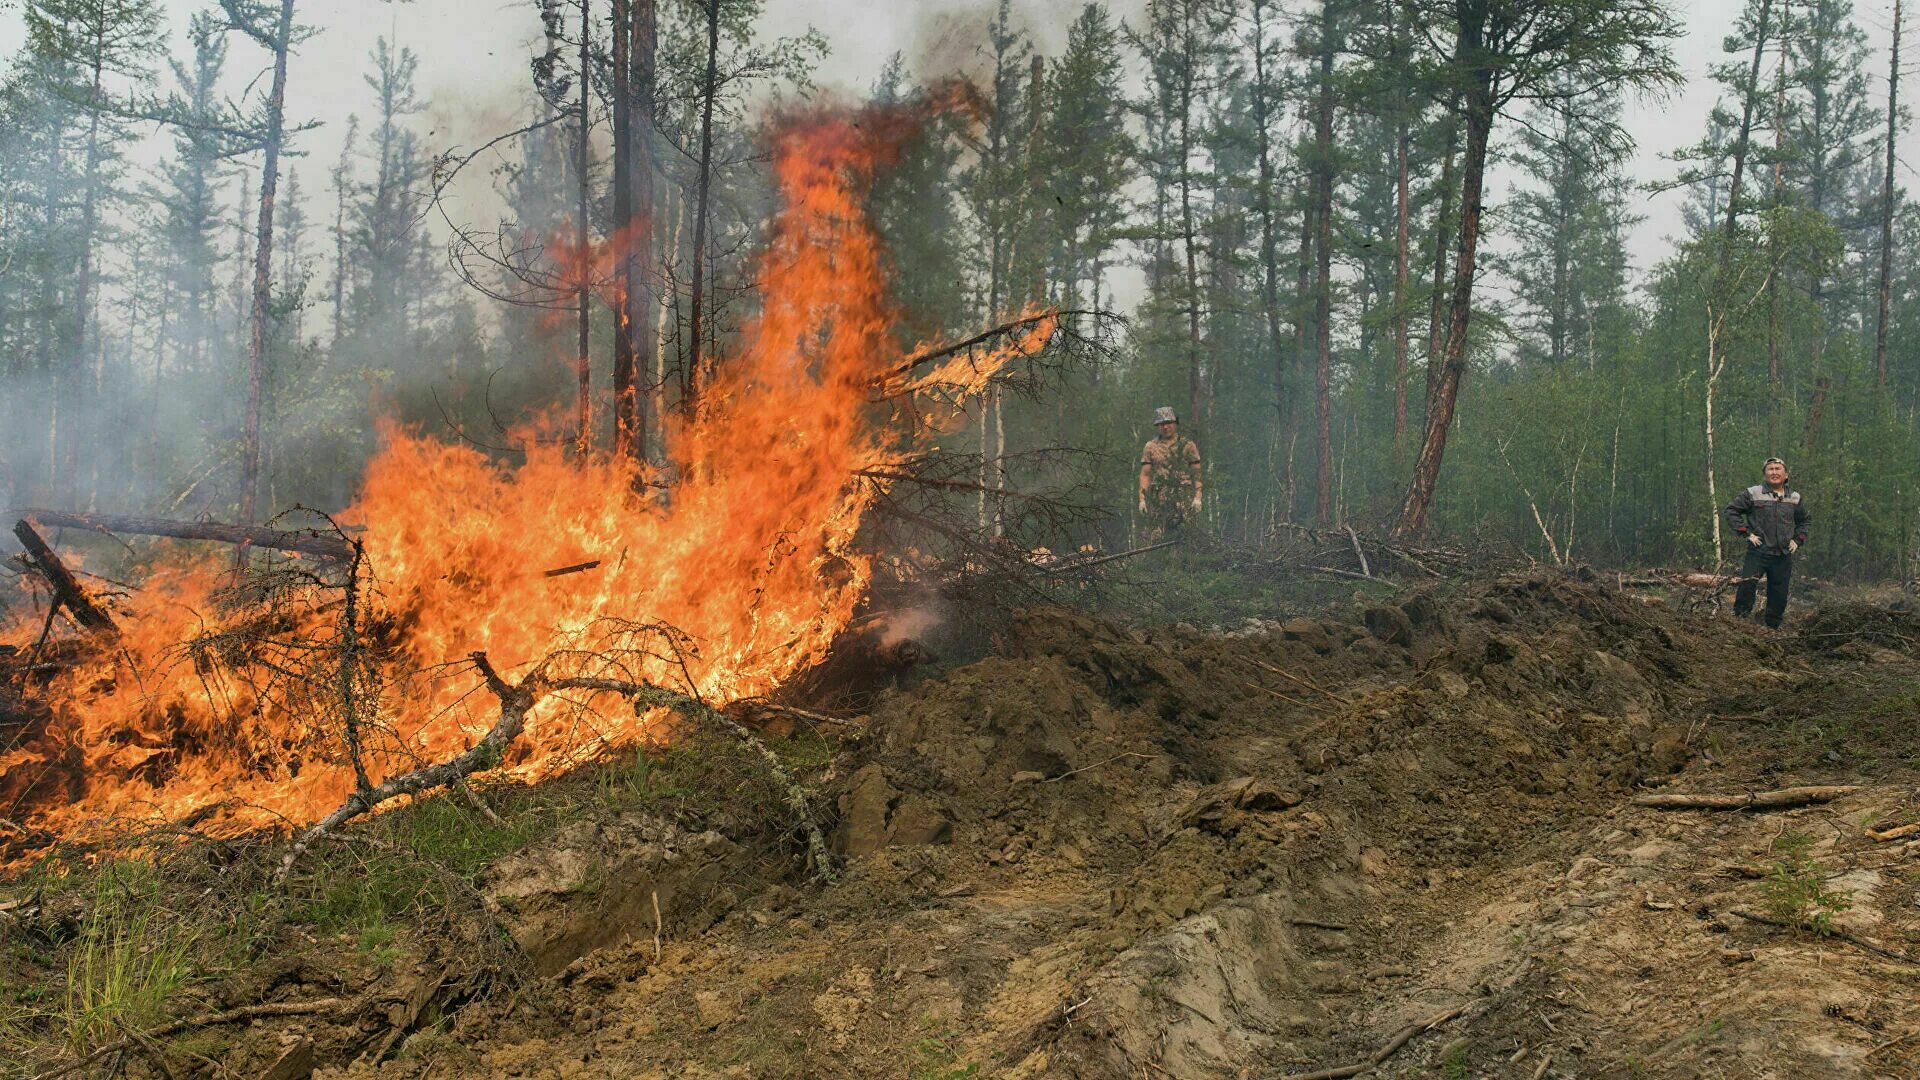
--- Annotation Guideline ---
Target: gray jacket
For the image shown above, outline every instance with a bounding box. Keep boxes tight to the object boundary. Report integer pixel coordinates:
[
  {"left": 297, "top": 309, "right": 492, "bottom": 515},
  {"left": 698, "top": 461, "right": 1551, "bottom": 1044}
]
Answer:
[{"left": 1724, "top": 484, "right": 1810, "bottom": 554}]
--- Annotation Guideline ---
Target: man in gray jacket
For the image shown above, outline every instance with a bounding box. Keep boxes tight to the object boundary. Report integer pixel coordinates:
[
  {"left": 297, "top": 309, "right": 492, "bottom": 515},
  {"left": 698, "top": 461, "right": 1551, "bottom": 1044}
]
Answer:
[{"left": 1723, "top": 457, "right": 1811, "bottom": 628}]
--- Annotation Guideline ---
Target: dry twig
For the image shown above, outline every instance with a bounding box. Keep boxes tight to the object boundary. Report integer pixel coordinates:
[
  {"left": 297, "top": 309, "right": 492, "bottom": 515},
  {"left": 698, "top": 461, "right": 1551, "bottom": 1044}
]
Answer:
[
  {"left": 1279, "top": 1005, "right": 1465, "bottom": 1080},
  {"left": 26, "top": 999, "right": 343, "bottom": 1080}
]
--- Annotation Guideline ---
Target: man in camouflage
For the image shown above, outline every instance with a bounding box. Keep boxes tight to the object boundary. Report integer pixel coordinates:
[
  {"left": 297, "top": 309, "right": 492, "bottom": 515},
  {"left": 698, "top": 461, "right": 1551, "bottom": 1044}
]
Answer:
[
  {"left": 1723, "top": 456, "right": 1811, "bottom": 629},
  {"left": 1138, "top": 406, "right": 1202, "bottom": 540}
]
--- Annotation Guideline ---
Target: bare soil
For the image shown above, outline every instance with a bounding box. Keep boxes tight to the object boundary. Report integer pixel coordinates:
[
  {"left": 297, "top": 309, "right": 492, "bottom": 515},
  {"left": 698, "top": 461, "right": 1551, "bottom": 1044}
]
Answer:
[{"left": 9, "top": 569, "right": 1920, "bottom": 1079}]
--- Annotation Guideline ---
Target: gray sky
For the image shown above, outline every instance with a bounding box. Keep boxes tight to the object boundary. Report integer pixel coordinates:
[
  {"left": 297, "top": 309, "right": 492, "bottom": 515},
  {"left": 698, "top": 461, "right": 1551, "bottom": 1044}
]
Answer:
[{"left": 0, "top": 0, "right": 1909, "bottom": 307}]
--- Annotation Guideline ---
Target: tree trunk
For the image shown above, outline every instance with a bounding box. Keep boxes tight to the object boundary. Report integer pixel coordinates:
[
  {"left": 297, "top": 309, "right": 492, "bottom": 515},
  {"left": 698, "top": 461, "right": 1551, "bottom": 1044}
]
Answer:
[
  {"left": 1876, "top": 0, "right": 1902, "bottom": 387},
  {"left": 1249, "top": 0, "right": 1289, "bottom": 455},
  {"left": 1178, "top": 42, "right": 1203, "bottom": 441},
  {"left": 238, "top": 0, "right": 297, "bottom": 529},
  {"left": 685, "top": 0, "right": 720, "bottom": 413},
  {"left": 63, "top": 35, "right": 106, "bottom": 502},
  {"left": 631, "top": 0, "right": 657, "bottom": 456},
  {"left": 610, "top": 0, "right": 637, "bottom": 458},
  {"left": 1394, "top": 63, "right": 1493, "bottom": 540},
  {"left": 1722, "top": 0, "right": 1774, "bottom": 238},
  {"left": 1426, "top": 99, "right": 1459, "bottom": 408},
  {"left": 1392, "top": 55, "right": 1411, "bottom": 440},
  {"left": 1311, "top": 0, "right": 1337, "bottom": 523},
  {"left": 576, "top": 0, "right": 593, "bottom": 456}
]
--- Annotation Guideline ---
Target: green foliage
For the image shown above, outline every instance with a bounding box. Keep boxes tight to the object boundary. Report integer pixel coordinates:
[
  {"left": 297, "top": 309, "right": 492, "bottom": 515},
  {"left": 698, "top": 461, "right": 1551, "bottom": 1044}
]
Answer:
[
  {"left": 909, "top": 1027, "right": 981, "bottom": 1080},
  {"left": 1760, "top": 830, "right": 1854, "bottom": 935}
]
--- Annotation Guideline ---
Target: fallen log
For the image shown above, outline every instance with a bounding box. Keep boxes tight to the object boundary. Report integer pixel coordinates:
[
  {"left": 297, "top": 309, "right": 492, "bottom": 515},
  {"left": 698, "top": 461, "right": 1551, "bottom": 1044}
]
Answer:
[
  {"left": 1632, "top": 785, "right": 1857, "bottom": 811},
  {"left": 20, "top": 508, "right": 354, "bottom": 561},
  {"left": 1868, "top": 821, "right": 1920, "bottom": 843},
  {"left": 12, "top": 521, "right": 117, "bottom": 638}
]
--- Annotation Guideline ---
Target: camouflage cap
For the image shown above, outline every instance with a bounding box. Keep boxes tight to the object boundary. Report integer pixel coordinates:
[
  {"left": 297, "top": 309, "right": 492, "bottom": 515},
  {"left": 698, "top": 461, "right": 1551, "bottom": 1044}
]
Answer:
[{"left": 1153, "top": 406, "right": 1178, "bottom": 425}]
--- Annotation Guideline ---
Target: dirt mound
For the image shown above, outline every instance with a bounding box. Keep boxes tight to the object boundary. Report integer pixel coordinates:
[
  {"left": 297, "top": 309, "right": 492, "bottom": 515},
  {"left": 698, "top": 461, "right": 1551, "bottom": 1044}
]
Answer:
[
  {"left": 15, "top": 569, "right": 1917, "bottom": 1080},
  {"left": 1799, "top": 599, "right": 1920, "bottom": 655}
]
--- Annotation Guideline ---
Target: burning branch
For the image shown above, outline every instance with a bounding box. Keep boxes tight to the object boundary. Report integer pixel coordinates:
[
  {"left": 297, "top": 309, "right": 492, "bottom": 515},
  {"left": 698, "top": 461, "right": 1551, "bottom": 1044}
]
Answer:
[{"left": 10, "top": 521, "right": 118, "bottom": 639}]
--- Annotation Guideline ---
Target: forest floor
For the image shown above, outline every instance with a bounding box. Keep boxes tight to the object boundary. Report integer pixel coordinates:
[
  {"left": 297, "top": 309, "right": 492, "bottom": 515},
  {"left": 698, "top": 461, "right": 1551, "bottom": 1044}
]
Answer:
[{"left": 6, "top": 565, "right": 1920, "bottom": 1079}]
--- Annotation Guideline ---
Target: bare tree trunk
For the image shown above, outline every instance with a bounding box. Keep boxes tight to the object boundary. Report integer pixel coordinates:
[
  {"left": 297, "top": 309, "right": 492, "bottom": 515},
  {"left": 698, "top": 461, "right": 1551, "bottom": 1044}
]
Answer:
[
  {"left": 1394, "top": 62, "right": 1492, "bottom": 540},
  {"left": 1249, "top": 0, "right": 1289, "bottom": 461},
  {"left": 1178, "top": 40, "right": 1204, "bottom": 441},
  {"left": 684, "top": 0, "right": 720, "bottom": 413},
  {"left": 1426, "top": 99, "right": 1459, "bottom": 409},
  {"left": 238, "top": 0, "right": 297, "bottom": 529},
  {"left": 1877, "top": 0, "right": 1903, "bottom": 387},
  {"left": 632, "top": 0, "right": 657, "bottom": 455},
  {"left": 1392, "top": 43, "right": 1411, "bottom": 441},
  {"left": 610, "top": 0, "right": 637, "bottom": 458},
  {"left": 576, "top": 0, "right": 592, "bottom": 457},
  {"left": 1311, "top": 0, "right": 1337, "bottom": 523},
  {"left": 1766, "top": 39, "right": 1786, "bottom": 446}
]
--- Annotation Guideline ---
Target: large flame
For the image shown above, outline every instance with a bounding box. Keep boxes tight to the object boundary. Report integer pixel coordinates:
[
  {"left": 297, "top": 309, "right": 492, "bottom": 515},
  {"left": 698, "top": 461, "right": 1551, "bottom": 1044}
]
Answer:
[{"left": 0, "top": 102, "right": 1056, "bottom": 842}]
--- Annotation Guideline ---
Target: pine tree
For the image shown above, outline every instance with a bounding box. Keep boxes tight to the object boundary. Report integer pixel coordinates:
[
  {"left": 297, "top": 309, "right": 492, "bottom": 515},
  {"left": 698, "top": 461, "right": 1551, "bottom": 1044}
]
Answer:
[
  {"left": 1043, "top": 4, "right": 1133, "bottom": 318},
  {"left": 1500, "top": 76, "right": 1634, "bottom": 368},
  {"left": 149, "top": 12, "right": 231, "bottom": 381},
  {"left": 20, "top": 0, "right": 165, "bottom": 500}
]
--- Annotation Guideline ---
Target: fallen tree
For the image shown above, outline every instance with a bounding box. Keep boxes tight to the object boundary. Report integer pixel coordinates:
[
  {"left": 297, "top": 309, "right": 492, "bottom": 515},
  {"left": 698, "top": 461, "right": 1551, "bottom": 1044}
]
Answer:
[{"left": 19, "top": 508, "right": 355, "bottom": 561}]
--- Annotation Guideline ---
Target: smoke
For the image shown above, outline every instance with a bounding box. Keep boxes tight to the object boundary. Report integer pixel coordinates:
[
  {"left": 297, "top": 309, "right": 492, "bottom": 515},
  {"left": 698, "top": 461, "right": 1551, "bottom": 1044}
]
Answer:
[{"left": 876, "top": 605, "right": 944, "bottom": 649}]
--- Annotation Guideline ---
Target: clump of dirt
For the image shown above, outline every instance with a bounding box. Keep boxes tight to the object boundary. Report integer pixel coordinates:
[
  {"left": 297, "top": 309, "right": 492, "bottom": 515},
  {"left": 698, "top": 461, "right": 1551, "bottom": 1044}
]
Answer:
[
  {"left": 15, "top": 568, "right": 1920, "bottom": 1080},
  {"left": 1799, "top": 599, "right": 1920, "bottom": 654}
]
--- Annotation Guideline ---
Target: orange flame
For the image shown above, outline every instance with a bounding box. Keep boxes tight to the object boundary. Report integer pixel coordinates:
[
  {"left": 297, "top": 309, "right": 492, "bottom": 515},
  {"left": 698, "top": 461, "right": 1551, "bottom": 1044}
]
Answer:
[{"left": 1, "top": 101, "right": 1057, "bottom": 842}]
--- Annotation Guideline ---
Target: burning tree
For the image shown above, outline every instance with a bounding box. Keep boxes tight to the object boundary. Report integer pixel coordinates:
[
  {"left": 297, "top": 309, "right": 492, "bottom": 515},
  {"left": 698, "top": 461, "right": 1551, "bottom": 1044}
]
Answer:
[{"left": 0, "top": 98, "right": 1061, "bottom": 863}]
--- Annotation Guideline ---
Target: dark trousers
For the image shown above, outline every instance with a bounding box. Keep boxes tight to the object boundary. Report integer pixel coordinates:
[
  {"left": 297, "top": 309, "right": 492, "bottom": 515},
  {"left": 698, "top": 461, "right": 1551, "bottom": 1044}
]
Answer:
[{"left": 1734, "top": 547, "right": 1793, "bottom": 627}]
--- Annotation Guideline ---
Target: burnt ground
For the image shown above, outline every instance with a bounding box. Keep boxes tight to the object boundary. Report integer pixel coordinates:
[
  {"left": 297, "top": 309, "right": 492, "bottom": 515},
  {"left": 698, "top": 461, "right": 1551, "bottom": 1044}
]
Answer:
[{"left": 7, "top": 568, "right": 1920, "bottom": 1079}]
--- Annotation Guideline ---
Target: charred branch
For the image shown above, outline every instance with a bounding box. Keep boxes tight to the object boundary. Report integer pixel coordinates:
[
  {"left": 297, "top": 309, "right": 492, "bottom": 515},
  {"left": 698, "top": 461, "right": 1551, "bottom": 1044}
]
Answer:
[{"left": 11, "top": 520, "right": 118, "bottom": 639}]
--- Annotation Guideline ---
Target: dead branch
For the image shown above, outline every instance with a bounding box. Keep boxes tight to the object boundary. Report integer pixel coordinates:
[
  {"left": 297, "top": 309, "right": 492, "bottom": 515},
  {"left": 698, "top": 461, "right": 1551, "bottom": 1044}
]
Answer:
[
  {"left": 1344, "top": 525, "right": 1372, "bottom": 578},
  {"left": 276, "top": 652, "right": 534, "bottom": 883},
  {"left": 1251, "top": 659, "right": 1345, "bottom": 704},
  {"left": 886, "top": 309, "right": 1095, "bottom": 381},
  {"left": 25, "top": 999, "right": 344, "bottom": 1080},
  {"left": 1037, "top": 540, "right": 1182, "bottom": 574},
  {"left": 1728, "top": 908, "right": 1920, "bottom": 964},
  {"left": 12, "top": 520, "right": 117, "bottom": 638},
  {"left": 548, "top": 676, "right": 837, "bottom": 883},
  {"left": 1280, "top": 1005, "right": 1465, "bottom": 1080},
  {"left": 1868, "top": 822, "right": 1920, "bottom": 843},
  {"left": 1631, "top": 785, "right": 1858, "bottom": 811},
  {"left": 20, "top": 508, "right": 354, "bottom": 561}
]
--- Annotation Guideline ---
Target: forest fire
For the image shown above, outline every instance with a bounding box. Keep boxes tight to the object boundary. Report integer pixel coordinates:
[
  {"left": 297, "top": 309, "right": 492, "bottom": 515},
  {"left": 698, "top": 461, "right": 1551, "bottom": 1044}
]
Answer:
[{"left": 0, "top": 102, "right": 1056, "bottom": 847}]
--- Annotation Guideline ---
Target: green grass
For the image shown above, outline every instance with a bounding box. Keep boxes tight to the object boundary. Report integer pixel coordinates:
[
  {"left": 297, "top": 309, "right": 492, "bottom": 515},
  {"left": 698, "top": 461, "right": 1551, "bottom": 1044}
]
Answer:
[
  {"left": 55, "top": 863, "right": 199, "bottom": 1056},
  {"left": 908, "top": 1028, "right": 980, "bottom": 1080}
]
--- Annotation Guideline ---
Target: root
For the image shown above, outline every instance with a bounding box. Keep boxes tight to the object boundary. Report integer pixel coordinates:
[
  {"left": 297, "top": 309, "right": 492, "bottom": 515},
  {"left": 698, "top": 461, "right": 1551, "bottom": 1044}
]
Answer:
[
  {"left": 26, "top": 999, "right": 343, "bottom": 1080},
  {"left": 1728, "top": 908, "right": 1920, "bottom": 964},
  {"left": 1279, "top": 1005, "right": 1465, "bottom": 1080}
]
